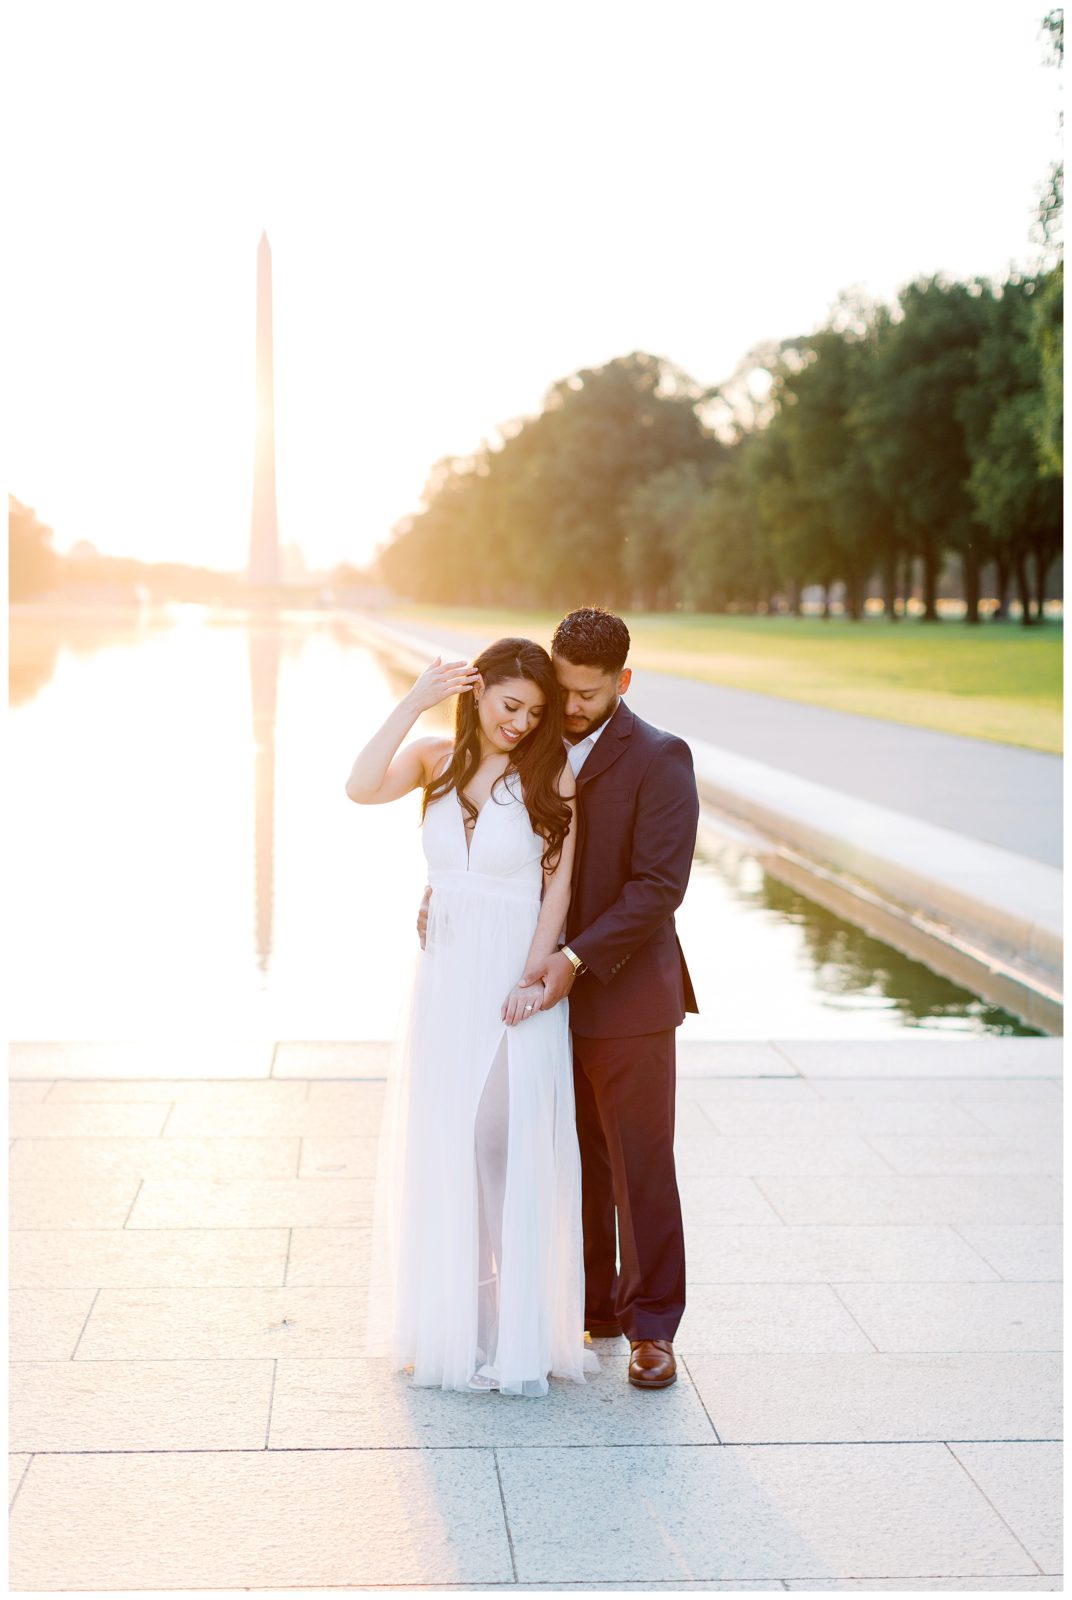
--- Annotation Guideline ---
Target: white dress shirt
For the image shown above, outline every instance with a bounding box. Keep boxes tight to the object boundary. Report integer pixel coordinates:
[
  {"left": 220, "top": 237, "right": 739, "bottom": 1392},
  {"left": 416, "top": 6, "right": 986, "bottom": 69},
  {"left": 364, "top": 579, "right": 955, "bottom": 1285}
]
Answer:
[
  {"left": 558, "top": 705, "right": 617, "bottom": 949},
  {"left": 564, "top": 705, "right": 616, "bottom": 775}
]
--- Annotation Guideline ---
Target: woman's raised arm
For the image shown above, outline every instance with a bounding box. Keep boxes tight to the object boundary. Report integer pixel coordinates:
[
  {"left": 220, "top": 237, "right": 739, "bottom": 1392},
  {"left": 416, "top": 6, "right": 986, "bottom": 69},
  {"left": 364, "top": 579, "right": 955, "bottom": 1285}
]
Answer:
[{"left": 344, "top": 656, "right": 478, "bottom": 804}]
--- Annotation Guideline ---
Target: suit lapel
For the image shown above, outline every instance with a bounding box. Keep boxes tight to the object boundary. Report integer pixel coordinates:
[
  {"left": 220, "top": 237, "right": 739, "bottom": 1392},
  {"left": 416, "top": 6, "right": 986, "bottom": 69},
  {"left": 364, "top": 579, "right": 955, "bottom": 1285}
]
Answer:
[{"left": 575, "top": 698, "right": 634, "bottom": 788}]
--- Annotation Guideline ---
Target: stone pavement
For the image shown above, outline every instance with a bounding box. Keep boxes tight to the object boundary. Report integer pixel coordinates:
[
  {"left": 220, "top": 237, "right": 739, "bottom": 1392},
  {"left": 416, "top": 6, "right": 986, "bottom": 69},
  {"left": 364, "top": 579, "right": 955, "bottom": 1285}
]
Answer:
[
  {"left": 8, "top": 1036, "right": 1063, "bottom": 1590},
  {"left": 378, "top": 614, "right": 1062, "bottom": 868}
]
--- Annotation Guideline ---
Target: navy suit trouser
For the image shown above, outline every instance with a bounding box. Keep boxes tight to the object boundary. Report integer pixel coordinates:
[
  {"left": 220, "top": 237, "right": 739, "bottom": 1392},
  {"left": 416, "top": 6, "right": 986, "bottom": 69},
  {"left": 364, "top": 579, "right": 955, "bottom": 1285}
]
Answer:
[{"left": 571, "top": 1027, "right": 686, "bottom": 1342}]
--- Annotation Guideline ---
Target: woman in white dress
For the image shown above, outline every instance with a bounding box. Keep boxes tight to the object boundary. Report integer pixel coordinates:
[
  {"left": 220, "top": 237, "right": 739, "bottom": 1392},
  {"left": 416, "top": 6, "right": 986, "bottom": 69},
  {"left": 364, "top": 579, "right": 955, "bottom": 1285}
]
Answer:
[{"left": 346, "top": 637, "right": 599, "bottom": 1396}]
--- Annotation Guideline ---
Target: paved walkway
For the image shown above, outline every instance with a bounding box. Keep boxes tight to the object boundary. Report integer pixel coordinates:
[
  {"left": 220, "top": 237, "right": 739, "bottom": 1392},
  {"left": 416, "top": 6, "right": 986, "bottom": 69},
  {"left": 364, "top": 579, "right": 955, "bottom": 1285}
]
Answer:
[
  {"left": 386, "top": 617, "right": 1062, "bottom": 868},
  {"left": 9, "top": 1037, "right": 1062, "bottom": 1590}
]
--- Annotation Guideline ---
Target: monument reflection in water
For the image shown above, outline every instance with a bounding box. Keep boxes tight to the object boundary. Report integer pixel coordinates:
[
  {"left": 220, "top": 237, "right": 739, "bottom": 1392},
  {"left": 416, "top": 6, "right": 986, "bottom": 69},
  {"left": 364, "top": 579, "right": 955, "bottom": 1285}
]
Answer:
[
  {"left": 8, "top": 608, "right": 435, "bottom": 1040},
  {"left": 249, "top": 623, "right": 278, "bottom": 976},
  {"left": 6, "top": 607, "right": 1040, "bottom": 1042}
]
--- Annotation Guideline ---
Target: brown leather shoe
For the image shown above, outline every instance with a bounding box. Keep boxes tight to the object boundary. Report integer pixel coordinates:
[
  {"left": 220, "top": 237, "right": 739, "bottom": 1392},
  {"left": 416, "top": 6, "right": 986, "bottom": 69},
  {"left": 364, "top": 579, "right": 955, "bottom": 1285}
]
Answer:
[{"left": 628, "top": 1338, "right": 676, "bottom": 1388}]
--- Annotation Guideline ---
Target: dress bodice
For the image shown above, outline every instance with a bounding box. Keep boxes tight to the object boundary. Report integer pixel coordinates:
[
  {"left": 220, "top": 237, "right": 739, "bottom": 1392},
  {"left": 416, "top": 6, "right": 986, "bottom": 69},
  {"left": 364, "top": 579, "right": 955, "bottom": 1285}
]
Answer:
[{"left": 422, "top": 768, "right": 544, "bottom": 900}]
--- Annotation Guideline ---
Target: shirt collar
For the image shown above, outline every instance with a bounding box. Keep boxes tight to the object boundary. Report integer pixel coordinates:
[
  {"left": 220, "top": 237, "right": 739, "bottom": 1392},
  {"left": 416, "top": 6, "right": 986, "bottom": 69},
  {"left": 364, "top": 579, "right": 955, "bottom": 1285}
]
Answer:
[{"left": 563, "top": 700, "right": 618, "bottom": 753}]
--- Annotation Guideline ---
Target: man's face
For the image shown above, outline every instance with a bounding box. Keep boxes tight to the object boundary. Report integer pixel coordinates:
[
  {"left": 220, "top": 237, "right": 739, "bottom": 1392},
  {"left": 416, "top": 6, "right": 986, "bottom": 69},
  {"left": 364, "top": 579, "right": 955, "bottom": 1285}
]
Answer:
[{"left": 552, "top": 655, "right": 632, "bottom": 743}]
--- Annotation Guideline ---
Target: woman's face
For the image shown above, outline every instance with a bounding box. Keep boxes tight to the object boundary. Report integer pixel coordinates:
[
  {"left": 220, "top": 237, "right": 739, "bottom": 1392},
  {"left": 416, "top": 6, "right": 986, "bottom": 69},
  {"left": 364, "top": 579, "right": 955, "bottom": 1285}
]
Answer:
[{"left": 475, "top": 674, "right": 547, "bottom": 754}]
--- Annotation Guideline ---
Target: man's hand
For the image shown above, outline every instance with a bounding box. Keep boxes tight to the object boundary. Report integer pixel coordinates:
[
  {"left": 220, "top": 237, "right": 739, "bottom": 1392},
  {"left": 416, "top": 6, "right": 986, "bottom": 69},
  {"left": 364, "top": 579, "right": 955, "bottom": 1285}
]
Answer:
[
  {"left": 416, "top": 885, "right": 432, "bottom": 949},
  {"left": 501, "top": 981, "right": 546, "bottom": 1026},
  {"left": 518, "top": 950, "right": 576, "bottom": 1010}
]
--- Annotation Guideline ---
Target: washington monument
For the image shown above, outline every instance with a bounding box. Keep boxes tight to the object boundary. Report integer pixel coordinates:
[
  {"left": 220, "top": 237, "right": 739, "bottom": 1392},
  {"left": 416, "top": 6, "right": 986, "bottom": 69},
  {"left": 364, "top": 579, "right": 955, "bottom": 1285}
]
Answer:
[{"left": 248, "top": 231, "right": 280, "bottom": 585}]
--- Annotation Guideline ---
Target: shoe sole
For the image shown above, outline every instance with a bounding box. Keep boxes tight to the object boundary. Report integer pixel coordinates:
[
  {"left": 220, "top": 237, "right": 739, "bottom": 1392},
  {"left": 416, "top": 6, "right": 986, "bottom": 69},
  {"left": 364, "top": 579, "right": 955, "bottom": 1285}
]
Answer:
[
  {"left": 628, "top": 1371, "right": 677, "bottom": 1388},
  {"left": 586, "top": 1327, "right": 623, "bottom": 1339}
]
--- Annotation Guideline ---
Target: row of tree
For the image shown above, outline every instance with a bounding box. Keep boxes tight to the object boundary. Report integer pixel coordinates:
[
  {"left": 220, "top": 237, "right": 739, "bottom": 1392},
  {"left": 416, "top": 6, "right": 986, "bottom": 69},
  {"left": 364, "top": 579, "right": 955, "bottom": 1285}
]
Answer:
[
  {"left": 378, "top": 15, "right": 1063, "bottom": 625},
  {"left": 9, "top": 493, "right": 381, "bottom": 605},
  {"left": 8, "top": 497, "right": 256, "bottom": 604},
  {"left": 378, "top": 260, "right": 1061, "bottom": 624}
]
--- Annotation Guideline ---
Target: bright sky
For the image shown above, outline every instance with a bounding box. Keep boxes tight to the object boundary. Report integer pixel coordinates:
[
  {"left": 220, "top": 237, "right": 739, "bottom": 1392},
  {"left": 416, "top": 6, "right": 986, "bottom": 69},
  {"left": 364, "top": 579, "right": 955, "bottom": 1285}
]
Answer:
[{"left": 5, "top": 0, "right": 1062, "bottom": 575}]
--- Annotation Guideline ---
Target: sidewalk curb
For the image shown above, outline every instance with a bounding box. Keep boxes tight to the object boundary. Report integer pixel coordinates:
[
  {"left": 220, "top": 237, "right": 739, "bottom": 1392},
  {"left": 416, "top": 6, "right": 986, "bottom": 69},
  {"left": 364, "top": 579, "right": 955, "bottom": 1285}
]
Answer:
[{"left": 690, "top": 745, "right": 1062, "bottom": 993}]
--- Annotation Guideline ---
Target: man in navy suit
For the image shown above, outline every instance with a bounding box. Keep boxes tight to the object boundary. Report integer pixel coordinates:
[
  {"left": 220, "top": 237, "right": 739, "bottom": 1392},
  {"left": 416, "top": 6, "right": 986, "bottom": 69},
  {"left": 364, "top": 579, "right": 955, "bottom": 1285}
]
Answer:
[{"left": 520, "top": 607, "right": 699, "bottom": 1390}]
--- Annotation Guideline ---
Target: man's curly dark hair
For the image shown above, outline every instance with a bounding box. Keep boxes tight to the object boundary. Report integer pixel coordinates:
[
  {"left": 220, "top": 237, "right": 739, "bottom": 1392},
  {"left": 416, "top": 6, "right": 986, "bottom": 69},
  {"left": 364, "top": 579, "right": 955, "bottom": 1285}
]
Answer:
[{"left": 551, "top": 607, "right": 631, "bottom": 674}]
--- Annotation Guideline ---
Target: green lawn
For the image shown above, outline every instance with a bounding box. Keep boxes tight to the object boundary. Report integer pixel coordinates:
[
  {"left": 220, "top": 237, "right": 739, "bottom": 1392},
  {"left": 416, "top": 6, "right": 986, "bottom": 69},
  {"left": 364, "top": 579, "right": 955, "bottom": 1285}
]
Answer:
[{"left": 393, "top": 607, "right": 1064, "bottom": 753}]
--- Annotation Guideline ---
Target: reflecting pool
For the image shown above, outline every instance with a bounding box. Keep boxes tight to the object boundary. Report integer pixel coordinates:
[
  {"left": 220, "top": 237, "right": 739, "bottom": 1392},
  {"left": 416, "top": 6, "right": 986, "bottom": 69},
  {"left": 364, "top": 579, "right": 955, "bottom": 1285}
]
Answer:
[{"left": 8, "top": 606, "right": 1042, "bottom": 1041}]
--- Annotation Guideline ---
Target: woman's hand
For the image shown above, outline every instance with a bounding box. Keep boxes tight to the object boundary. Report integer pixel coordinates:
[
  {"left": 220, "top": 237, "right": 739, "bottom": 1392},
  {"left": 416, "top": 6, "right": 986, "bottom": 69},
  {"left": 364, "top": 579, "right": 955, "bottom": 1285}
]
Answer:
[
  {"left": 501, "top": 980, "right": 546, "bottom": 1026},
  {"left": 406, "top": 656, "right": 482, "bottom": 714}
]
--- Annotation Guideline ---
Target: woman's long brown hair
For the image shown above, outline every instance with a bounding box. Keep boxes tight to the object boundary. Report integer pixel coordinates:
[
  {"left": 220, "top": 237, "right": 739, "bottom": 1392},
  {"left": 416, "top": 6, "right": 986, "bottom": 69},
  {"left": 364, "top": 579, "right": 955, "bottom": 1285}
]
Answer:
[{"left": 421, "top": 637, "right": 572, "bottom": 871}]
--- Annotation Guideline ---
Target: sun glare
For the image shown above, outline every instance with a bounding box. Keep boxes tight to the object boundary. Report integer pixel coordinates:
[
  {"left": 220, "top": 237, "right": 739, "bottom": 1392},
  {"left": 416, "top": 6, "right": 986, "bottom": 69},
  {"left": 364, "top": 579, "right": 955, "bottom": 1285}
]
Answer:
[{"left": 4, "top": 0, "right": 1059, "bottom": 578}]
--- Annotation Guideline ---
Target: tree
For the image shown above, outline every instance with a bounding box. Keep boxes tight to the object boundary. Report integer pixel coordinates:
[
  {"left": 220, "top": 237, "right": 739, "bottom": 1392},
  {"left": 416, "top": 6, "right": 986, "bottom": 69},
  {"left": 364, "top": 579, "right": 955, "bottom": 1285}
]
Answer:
[
  {"left": 378, "top": 352, "right": 720, "bottom": 607},
  {"left": 9, "top": 496, "right": 59, "bottom": 600},
  {"left": 851, "top": 277, "right": 994, "bottom": 621},
  {"left": 619, "top": 461, "right": 708, "bottom": 608},
  {"left": 743, "top": 408, "right": 824, "bottom": 612},
  {"left": 679, "top": 450, "right": 772, "bottom": 611},
  {"left": 961, "top": 274, "right": 1063, "bottom": 624},
  {"left": 530, "top": 352, "right": 721, "bottom": 605},
  {"left": 1033, "top": 9, "right": 1064, "bottom": 263},
  {"left": 776, "top": 326, "right": 892, "bottom": 619},
  {"left": 1028, "top": 9, "right": 1064, "bottom": 483},
  {"left": 1029, "top": 259, "right": 1064, "bottom": 483}
]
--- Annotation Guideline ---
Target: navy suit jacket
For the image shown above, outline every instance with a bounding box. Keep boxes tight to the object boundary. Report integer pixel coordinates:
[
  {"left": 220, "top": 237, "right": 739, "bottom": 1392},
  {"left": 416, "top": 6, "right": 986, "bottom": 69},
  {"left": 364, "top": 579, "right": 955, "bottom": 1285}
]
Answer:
[{"left": 565, "top": 698, "right": 700, "bottom": 1039}]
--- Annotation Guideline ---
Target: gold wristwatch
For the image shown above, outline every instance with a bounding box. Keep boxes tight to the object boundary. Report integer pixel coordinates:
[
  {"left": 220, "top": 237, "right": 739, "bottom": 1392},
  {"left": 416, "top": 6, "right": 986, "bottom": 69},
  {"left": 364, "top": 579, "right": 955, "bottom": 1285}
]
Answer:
[{"left": 561, "top": 945, "right": 587, "bottom": 976}]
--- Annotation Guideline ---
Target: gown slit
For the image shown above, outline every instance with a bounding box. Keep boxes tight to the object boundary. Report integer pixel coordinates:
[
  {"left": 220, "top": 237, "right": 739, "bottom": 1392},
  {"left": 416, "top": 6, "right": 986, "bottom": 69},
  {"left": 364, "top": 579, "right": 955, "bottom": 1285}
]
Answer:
[{"left": 473, "top": 1033, "right": 510, "bottom": 1384}]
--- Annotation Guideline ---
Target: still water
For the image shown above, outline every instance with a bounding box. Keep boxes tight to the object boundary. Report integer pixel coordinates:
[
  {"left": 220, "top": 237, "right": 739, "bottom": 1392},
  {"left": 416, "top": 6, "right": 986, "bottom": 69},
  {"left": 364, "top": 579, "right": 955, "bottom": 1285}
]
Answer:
[{"left": 8, "top": 606, "right": 1039, "bottom": 1041}]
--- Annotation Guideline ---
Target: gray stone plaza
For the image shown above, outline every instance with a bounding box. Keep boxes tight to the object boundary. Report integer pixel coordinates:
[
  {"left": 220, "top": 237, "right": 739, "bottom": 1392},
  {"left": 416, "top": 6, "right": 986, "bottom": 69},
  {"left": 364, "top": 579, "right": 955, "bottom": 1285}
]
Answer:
[{"left": 8, "top": 1034, "right": 1061, "bottom": 1590}]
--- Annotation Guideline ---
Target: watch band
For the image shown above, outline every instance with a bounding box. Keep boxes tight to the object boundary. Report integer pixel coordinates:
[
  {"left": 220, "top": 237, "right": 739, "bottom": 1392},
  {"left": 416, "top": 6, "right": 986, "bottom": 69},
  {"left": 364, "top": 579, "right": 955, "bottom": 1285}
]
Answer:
[{"left": 561, "top": 945, "right": 587, "bottom": 975}]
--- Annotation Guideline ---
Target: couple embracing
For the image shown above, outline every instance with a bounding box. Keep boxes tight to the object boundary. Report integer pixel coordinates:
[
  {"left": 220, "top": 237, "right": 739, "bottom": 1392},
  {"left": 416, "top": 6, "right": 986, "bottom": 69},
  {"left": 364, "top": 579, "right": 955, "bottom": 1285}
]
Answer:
[{"left": 346, "top": 607, "right": 699, "bottom": 1396}]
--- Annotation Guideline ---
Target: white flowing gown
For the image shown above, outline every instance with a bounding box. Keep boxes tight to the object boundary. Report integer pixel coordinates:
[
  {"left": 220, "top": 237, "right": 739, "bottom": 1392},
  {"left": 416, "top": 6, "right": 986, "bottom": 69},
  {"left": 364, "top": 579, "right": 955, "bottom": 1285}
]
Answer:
[{"left": 365, "top": 768, "right": 599, "bottom": 1395}]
